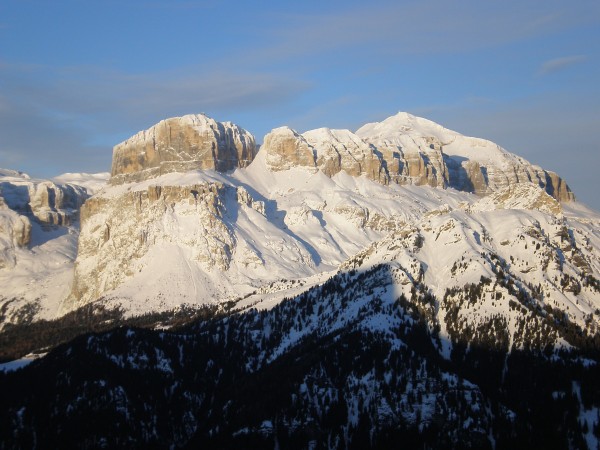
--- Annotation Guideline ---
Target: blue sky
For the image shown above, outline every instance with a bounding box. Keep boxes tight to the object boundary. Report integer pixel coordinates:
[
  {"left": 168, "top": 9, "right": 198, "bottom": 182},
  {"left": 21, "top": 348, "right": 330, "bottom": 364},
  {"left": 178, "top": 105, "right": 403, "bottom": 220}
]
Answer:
[{"left": 1, "top": 0, "right": 599, "bottom": 209}]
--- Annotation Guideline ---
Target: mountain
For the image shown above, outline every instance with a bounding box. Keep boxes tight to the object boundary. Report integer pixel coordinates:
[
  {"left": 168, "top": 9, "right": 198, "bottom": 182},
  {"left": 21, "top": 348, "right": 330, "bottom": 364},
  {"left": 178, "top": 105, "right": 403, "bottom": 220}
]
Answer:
[
  {"left": 0, "top": 112, "right": 599, "bottom": 448},
  {"left": 57, "top": 112, "right": 591, "bottom": 321},
  {"left": 356, "top": 112, "right": 573, "bottom": 201},
  {"left": 110, "top": 114, "right": 256, "bottom": 185},
  {"left": 2, "top": 256, "right": 599, "bottom": 448},
  {"left": 263, "top": 112, "right": 573, "bottom": 201},
  {"left": 0, "top": 170, "right": 109, "bottom": 327}
]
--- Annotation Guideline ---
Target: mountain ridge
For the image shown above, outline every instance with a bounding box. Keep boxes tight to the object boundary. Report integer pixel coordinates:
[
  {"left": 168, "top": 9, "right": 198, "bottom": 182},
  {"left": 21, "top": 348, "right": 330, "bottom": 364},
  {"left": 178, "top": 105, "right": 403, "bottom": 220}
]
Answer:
[
  {"left": 0, "top": 111, "right": 595, "bottom": 331},
  {"left": 1, "top": 111, "right": 599, "bottom": 448}
]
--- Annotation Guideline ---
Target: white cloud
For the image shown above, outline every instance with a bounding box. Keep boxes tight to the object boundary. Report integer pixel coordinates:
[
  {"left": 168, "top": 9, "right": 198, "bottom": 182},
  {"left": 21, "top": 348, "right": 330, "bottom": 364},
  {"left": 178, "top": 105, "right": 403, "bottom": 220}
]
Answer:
[
  {"left": 538, "top": 55, "right": 588, "bottom": 75},
  {"left": 244, "top": 0, "right": 600, "bottom": 64}
]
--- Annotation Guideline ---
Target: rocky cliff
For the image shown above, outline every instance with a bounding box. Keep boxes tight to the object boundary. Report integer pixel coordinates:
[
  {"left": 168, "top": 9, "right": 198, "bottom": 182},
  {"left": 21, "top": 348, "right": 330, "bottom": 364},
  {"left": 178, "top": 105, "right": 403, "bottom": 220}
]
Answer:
[
  {"left": 264, "top": 126, "right": 389, "bottom": 184},
  {"left": 262, "top": 112, "right": 574, "bottom": 202},
  {"left": 0, "top": 200, "right": 31, "bottom": 269},
  {"left": 0, "top": 171, "right": 89, "bottom": 269},
  {"left": 356, "top": 112, "right": 574, "bottom": 201},
  {"left": 0, "top": 175, "right": 88, "bottom": 227},
  {"left": 56, "top": 112, "right": 592, "bottom": 321},
  {"left": 0, "top": 170, "right": 101, "bottom": 327},
  {"left": 110, "top": 114, "right": 256, "bottom": 185}
]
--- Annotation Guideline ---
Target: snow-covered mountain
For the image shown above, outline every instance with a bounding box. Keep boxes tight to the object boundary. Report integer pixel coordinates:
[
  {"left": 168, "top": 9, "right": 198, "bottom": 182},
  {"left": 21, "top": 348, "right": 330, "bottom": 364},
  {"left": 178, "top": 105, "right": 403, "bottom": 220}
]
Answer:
[
  {"left": 1, "top": 112, "right": 600, "bottom": 449},
  {"left": 0, "top": 112, "right": 597, "bottom": 331},
  {"left": 59, "top": 112, "right": 595, "bottom": 328},
  {"left": 0, "top": 171, "right": 108, "bottom": 325},
  {"left": 264, "top": 112, "right": 573, "bottom": 201}
]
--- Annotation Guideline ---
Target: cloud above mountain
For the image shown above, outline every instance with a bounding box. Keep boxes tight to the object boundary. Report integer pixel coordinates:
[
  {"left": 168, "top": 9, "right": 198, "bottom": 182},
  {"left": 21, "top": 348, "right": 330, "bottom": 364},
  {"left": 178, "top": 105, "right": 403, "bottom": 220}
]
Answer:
[{"left": 538, "top": 55, "right": 588, "bottom": 75}]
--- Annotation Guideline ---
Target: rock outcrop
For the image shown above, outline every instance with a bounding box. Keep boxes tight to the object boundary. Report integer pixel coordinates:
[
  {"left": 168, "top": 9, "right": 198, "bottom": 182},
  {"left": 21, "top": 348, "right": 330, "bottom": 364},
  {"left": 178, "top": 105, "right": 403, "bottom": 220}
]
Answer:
[
  {"left": 111, "top": 114, "right": 256, "bottom": 185},
  {"left": 264, "top": 127, "right": 388, "bottom": 183},
  {"left": 355, "top": 112, "right": 574, "bottom": 202},
  {"left": 262, "top": 112, "right": 574, "bottom": 202},
  {"left": 467, "top": 183, "right": 563, "bottom": 215},
  {"left": 304, "top": 128, "right": 389, "bottom": 184},
  {"left": 27, "top": 181, "right": 88, "bottom": 226},
  {"left": 0, "top": 200, "right": 31, "bottom": 268},
  {"left": 0, "top": 170, "right": 89, "bottom": 275},
  {"left": 0, "top": 175, "right": 88, "bottom": 228},
  {"left": 263, "top": 127, "right": 317, "bottom": 172}
]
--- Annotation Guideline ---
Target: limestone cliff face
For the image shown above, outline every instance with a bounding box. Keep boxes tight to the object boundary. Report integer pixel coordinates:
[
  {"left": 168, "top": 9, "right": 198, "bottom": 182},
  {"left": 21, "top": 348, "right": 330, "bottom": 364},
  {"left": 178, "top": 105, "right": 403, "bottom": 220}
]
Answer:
[
  {"left": 263, "top": 127, "right": 316, "bottom": 172},
  {"left": 26, "top": 181, "right": 88, "bottom": 226},
  {"left": 111, "top": 114, "right": 256, "bottom": 185},
  {"left": 544, "top": 171, "right": 573, "bottom": 203},
  {"left": 355, "top": 112, "right": 574, "bottom": 202},
  {"left": 0, "top": 173, "right": 88, "bottom": 270},
  {"left": 0, "top": 177, "right": 88, "bottom": 227},
  {"left": 0, "top": 199, "right": 31, "bottom": 269},
  {"left": 263, "top": 127, "right": 388, "bottom": 183},
  {"left": 261, "top": 114, "right": 574, "bottom": 202},
  {"left": 69, "top": 182, "right": 236, "bottom": 309},
  {"left": 304, "top": 128, "right": 389, "bottom": 184}
]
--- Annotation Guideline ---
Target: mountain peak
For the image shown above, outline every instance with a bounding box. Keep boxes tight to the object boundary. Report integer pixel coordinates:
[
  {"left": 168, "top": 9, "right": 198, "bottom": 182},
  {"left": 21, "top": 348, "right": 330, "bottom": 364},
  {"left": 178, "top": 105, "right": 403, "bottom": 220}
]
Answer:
[
  {"left": 110, "top": 114, "right": 256, "bottom": 185},
  {"left": 354, "top": 112, "right": 574, "bottom": 201},
  {"left": 357, "top": 111, "right": 457, "bottom": 142}
]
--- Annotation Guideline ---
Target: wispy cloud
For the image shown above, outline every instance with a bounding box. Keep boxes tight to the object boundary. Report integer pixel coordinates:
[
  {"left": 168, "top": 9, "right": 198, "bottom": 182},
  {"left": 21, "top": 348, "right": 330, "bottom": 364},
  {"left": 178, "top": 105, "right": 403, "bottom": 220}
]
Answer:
[
  {"left": 538, "top": 55, "right": 588, "bottom": 75},
  {"left": 244, "top": 0, "right": 599, "bottom": 65},
  {"left": 139, "top": 1, "right": 219, "bottom": 10}
]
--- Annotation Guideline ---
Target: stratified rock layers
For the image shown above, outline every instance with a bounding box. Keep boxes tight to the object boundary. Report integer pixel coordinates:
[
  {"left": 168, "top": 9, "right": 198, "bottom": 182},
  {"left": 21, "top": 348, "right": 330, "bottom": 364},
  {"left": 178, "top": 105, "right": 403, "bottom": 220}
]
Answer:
[
  {"left": 66, "top": 112, "right": 579, "bottom": 311},
  {"left": 264, "top": 127, "right": 388, "bottom": 184},
  {"left": 262, "top": 112, "right": 574, "bottom": 202},
  {"left": 111, "top": 114, "right": 256, "bottom": 185}
]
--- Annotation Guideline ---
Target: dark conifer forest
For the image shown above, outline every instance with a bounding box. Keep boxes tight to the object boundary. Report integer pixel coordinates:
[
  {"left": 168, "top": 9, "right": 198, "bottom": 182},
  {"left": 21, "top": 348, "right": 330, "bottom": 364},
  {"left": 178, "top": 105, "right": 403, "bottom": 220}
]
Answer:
[{"left": 1, "top": 265, "right": 599, "bottom": 449}]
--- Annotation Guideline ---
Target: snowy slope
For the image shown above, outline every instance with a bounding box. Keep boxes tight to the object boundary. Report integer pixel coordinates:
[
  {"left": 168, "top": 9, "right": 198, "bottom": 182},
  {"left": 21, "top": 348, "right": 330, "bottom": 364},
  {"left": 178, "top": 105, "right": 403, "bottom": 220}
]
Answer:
[
  {"left": 65, "top": 148, "right": 472, "bottom": 316},
  {"left": 53, "top": 172, "right": 110, "bottom": 195},
  {"left": 1, "top": 112, "right": 597, "bottom": 333},
  {"left": 0, "top": 171, "right": 108, "bottom": 327}
]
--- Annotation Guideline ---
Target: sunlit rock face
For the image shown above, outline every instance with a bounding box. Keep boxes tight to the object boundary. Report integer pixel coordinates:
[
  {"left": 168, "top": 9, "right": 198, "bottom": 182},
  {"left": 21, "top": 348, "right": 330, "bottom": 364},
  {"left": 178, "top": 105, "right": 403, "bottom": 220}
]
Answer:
[
  {"left": 303, "top": 128, "right": 389, "bottom": 184},
  {"left": 263, "top": 126, "right": 317, "bottom": 172},
  {"left": 263, "top": 127, "right": 388, "bottom": 183},
  {"left": 262, "top": 112, "right": 573, "bottom": 202},
  {"left": 355, "top": 112, "right": 574, "bottom": 202},
  {"left": 0, "top": 170, "right": 88, "bottom": 274},
  {"left": 63, "top": 111, "right": 582, "bottom": 316},
  {"left": 110, "top": 114, "right": 256, "bottom": 185}
]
